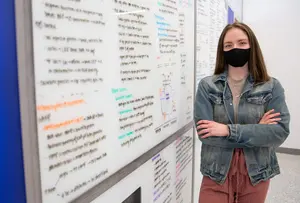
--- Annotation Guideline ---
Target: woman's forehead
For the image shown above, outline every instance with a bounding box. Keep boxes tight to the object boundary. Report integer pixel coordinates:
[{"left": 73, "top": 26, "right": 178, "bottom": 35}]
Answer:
[{"left": 224, "top": 28, "right": 248, "bottom": 43}]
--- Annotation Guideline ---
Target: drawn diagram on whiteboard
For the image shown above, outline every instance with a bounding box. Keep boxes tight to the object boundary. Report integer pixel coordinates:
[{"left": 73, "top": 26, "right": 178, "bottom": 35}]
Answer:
[
  {"left": 159, "top": 72, "right": 176, "bottom": 121},
  {"left": 155, "top": 72, "right": 177, "bottom": 134}
]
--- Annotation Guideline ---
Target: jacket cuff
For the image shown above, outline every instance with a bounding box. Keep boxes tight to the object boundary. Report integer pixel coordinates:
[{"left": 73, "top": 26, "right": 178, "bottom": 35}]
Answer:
[{"left": 227, "top": 124, "right": 238, "bottom": 142}]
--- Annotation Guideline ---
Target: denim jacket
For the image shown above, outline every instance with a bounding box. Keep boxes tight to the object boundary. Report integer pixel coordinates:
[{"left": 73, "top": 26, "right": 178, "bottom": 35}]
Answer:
[{"left": 194, "top": 72, "right": 290, "bottom": 185}]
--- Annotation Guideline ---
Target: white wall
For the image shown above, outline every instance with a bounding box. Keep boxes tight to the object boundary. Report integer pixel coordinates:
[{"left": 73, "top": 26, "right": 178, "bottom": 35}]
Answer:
[{"left": 243, "top": 0, "right": 300, "bottom": 149}]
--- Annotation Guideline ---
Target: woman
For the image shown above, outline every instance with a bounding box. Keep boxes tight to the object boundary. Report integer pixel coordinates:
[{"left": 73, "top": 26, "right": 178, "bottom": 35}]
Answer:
[{"left": 194, "top": 22, "right": 290, "bottom": 203}]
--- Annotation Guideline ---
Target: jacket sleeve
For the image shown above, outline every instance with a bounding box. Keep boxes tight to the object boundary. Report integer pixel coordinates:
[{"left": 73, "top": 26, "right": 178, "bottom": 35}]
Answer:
[
  {"left": 194, "top": 79, "right": 242, "bottom": 148},
  {"left": 227, "top": 79, "right": 290, "bottom": 148}
]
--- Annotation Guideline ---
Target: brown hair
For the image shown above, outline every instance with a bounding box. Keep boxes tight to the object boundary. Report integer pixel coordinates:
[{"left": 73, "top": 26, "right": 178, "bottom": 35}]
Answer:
[{"left": 214, "top": 22, "right": 270, "bottom": 83}]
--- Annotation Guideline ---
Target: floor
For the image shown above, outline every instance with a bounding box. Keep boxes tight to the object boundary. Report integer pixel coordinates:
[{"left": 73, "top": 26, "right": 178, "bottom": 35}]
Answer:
[{"left": 266, "top": 153, "right": 300, "bottom": 203}]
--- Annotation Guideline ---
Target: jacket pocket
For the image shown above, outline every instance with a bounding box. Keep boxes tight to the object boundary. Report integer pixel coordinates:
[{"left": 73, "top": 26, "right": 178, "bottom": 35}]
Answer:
[
  {"left": 208, "top": 93, "right": 228, "bottom": 124},
  {"left": 246, "top": 92, "right": 272, "bottom": 105},
  {"left": 209, "top": 93, "right": 224, "bottom": 105},
  {"left": 246, "top": 92, "right": 273, "bottom": 123}
]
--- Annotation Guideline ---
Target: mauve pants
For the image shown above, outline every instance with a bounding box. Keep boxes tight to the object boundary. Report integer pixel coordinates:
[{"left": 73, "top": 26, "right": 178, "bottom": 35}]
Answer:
[{"left": 199, "top": 149, "right": 270, "bottom": 203}]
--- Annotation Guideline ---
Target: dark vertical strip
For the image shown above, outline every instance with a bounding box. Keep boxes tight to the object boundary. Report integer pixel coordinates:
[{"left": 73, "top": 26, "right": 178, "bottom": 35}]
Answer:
[{"left": 0, "top": 0, "right": 26, "bottom": 202}]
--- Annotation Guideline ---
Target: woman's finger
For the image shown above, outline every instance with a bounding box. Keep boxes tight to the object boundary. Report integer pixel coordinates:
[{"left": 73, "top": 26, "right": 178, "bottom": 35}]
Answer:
[
  {"left": 269, "top": 122, "right": 278, "bottom": 125},
  {"left": 271, "top": 118, "right": 281, "bottom": 122},
  {"left": 201, "top": 133, "right": 212, "bottom": 139},
  {"left": 264, "top": 109, "right": 275, "bottom": 116},
  {"left": 197, "top": 124, "right": 210, "bottom": 129},
  {"left": 264, "top": 117, "right": 281, "bottom": 124},
  {"left": 267, "top": 112, "right": 280, "bottom": 119},
  {"left": 198, "top": 128, "right": 210, "bottom": 135},
  {"left": 197, "top": 120, "right": 211, "bottom": 125}
]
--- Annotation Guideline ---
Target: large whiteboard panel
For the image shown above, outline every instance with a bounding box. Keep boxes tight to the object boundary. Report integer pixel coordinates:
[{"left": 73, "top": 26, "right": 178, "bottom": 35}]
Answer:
[
  {"left": 92, "top": 129, "right": 193, "bottom": 203},
  {"left": 193, "top": 1, "right": 227, "bottom": 202},
  {"left": 196, "top": 0, "right": 227, "bottom": 86},
  {"left": 30, "top": 0, "right": 194, "bottom": 202}
]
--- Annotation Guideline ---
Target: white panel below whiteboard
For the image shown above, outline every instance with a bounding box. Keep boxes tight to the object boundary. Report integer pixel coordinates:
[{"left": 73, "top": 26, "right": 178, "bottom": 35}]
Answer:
[
  {"left": 193, "top": 132, "right": 203, "bottom": 203},
  {"left": 92, "top": 129, "right": 194, "bottom": 203}
]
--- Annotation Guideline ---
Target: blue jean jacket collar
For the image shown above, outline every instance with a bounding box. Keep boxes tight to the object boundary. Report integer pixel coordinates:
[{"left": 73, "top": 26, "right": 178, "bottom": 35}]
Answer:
[{"left": 213, "top": 69, "right": 254, "bottom": 85}]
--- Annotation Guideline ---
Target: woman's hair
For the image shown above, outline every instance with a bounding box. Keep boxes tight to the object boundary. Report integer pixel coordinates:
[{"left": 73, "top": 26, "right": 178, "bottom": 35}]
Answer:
[{"left": 214, "top": 22, "right": 270, "bottom": 83}]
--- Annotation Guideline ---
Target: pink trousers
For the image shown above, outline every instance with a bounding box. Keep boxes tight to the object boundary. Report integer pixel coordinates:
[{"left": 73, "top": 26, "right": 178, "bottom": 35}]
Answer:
[{"left": 199, "top": 149, "right": 270, "bottom": 203}]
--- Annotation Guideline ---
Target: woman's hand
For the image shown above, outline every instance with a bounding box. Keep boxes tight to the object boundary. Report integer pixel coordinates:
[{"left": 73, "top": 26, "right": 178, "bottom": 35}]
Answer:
[
  {"left": 259, "top": 109, "right": 281, "bottom": 124},
  {"left": 197, "top": 120, "right": 229, "bottom": 138}
]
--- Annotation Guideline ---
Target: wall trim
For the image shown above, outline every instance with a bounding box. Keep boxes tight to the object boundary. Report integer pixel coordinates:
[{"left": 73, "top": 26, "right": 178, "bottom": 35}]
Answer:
[{"left": 276, "top": 147, "right": 300, "bottom": 156}]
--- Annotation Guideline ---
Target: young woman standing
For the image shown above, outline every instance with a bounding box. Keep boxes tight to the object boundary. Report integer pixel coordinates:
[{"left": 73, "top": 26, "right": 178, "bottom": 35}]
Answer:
[{"left": 194, "top": 22, "right": 290, "bottom": 203}]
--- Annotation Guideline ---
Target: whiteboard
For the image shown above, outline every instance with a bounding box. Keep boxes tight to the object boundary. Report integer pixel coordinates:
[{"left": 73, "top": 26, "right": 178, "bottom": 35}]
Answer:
[
  {"left": 30, "top": 0, "right": 194, "bottom": 202},
  {"left": 195, "top": 0, "right": 227, "bottom": 87},
  {"left": 193, "top": 1, "right": 228, "bottom": 202},
  {"left": 92, "top": 129, "right": 194, "bottom": 203}
]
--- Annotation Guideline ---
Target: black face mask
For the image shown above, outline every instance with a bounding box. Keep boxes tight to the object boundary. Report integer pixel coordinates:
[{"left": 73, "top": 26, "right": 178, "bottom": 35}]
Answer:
[{"left": 224, "top": 48, "right": 250, "bottom": 67}]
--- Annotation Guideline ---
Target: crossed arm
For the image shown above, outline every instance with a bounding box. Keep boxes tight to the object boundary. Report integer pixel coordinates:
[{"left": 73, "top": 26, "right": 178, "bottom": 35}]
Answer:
[{"left": 194, "top": 79, "right": 290, "bottom": 148}]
